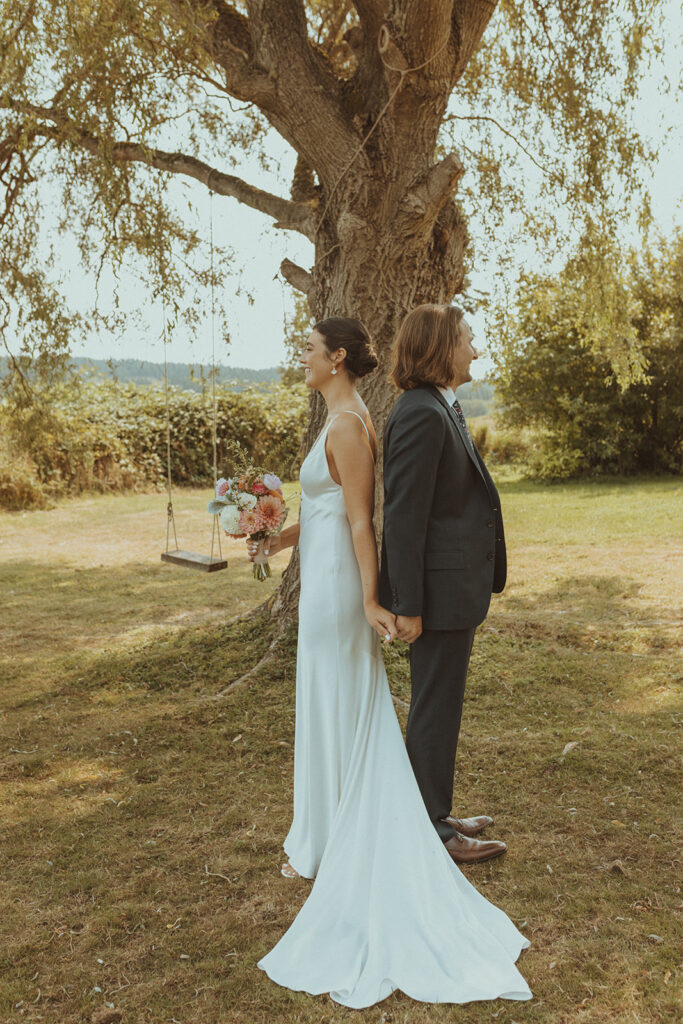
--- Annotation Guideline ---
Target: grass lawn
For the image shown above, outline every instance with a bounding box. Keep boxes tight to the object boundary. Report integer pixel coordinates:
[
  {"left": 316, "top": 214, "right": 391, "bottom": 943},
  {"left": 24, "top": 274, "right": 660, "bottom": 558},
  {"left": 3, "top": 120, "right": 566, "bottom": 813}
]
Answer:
[{"left": 1, "top": 475, "right": 681, "bottom": 1023}]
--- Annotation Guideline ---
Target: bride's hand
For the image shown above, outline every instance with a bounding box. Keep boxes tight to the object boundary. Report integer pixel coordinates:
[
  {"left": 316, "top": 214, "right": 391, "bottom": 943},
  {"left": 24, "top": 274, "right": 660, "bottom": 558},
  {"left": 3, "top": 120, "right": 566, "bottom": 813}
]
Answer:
[
  {"left": 364, "top": 600, "right": 398, "bottom": 643},
  {"left": 246, "top": 535, "right": 281, "bottom": 561}
]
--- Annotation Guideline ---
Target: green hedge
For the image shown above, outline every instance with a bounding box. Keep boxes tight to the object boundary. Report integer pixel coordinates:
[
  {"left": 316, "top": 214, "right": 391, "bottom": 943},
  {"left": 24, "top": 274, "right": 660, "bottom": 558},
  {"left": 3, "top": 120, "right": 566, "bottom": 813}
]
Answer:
[
  {"left": 0, "top": 378, "right": 308, "bottom": 510},
  {"left": 469, "top": 417, "right": 535, "bottom": 467}
]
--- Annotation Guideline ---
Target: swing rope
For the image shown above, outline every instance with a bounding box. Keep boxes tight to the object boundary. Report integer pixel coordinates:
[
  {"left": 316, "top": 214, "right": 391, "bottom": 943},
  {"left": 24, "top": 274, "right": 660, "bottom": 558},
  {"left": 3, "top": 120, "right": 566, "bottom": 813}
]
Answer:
[
  {"left": 163, "top": 287, "right": 179, "bottom": 554},
  {"left": 208, "top": 189, "right": 223, "bottom": 564},
  {"left": 161, "top": 191, "right": 225, "bottom": 568}
]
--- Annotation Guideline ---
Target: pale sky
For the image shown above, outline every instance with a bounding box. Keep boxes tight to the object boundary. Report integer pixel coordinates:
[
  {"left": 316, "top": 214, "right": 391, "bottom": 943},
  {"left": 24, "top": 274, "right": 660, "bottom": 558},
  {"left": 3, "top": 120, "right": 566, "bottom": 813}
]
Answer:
[{"left": 59, "top": 5, "right": 681, "bottom": 379}]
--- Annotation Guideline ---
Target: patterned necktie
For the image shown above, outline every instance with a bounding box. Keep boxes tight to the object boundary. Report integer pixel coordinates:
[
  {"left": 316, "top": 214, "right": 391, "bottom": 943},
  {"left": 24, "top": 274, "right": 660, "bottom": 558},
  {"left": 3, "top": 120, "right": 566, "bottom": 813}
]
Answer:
[{"left": 451, "top": 397, "right": 474, "bottom": 450}]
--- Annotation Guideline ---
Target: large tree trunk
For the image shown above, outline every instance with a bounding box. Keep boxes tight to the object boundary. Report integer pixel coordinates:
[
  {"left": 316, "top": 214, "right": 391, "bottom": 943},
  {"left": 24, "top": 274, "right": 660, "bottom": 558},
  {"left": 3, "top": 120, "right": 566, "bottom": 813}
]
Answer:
[
  {"left": 261, "top": 4, "right": 497, "bottom": 626},
  {"left": 268, "top": 1, "right": 486, "bottom": 624},
  {"left": 273, "top": 141, "right": 469, "bottom": 623}
]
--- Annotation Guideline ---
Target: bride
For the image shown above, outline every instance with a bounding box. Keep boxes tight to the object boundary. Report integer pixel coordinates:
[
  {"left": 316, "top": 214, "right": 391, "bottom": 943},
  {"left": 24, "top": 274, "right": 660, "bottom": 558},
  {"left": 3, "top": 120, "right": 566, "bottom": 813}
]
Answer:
[{"left": 246, "top": 316, "right": 531, "bottom": 1009}]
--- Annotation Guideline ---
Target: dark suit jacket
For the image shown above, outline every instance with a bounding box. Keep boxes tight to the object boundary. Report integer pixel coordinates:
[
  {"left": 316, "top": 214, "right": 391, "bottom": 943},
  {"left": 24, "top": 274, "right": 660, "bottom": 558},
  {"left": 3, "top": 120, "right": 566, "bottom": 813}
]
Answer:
[{"left": 379, "top": 384, "right": 506, "bottom": 630}]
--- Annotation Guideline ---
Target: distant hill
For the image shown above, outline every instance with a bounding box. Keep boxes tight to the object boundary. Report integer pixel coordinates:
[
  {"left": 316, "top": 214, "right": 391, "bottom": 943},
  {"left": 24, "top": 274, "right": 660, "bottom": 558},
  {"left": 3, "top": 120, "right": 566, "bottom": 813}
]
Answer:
[
  {"left": 71, "top": 357, "right": 280, "bottom": 391},
  {"left": 1, "top": 355, "right": 494, "bottom": 412},
  {"left": 456, "top": 381, "right": 495, "bottom": 418},
  {"left": 0, "top": 355, "right": 280, "bottom": 391},
  {"left": 74, "top": 361, "right": 495, "bottom": 412}
]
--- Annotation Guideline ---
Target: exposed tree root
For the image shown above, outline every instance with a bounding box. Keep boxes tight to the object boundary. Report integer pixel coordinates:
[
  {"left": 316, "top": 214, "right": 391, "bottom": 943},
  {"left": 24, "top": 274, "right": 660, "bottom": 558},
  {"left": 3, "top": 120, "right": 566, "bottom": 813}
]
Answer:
[
  {"left": 211, "top": 625, "right": 410, "bottom": 708},
  {"left": 224, "top": 593, "right": 275, "bottom": 627},
  {"left": 211, "top": 630, "right": 285, "bottom": 699},
  {"left": 204, "top": 591, "right": 411, "bottom": 708}
]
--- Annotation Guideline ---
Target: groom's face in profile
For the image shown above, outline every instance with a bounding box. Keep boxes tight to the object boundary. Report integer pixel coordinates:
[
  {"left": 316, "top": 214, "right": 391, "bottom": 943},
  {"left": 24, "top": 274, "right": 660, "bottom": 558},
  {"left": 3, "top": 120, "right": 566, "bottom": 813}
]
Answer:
[{"left": 452, "top": 321, "right": 479, "bottom": 388}]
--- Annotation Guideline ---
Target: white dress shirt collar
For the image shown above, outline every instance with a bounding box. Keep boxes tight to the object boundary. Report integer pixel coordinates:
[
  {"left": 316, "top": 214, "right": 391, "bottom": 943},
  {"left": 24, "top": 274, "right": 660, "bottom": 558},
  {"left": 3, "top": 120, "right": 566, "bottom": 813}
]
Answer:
[{"left": 437, "top": 385, "right": 456, "bottom": 406}]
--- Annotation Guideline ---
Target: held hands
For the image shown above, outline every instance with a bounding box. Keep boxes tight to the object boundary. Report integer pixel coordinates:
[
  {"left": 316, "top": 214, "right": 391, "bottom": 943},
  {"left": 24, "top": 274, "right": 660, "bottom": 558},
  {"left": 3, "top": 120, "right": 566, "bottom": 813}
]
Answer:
[
  {"left": 364, "top": 599, "right": 398, "bottom": 644},
  {"left": 395, "top": 615, "right": 422, "bottom": 643}
]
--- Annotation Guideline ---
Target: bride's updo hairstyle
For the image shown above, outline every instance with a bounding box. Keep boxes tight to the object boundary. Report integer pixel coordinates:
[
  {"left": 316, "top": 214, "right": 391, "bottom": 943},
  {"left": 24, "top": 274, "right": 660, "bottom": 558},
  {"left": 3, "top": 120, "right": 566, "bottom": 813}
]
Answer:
[
  {"left": 391, "top": 303, "right": 465, "bottom": 390},
  {"left": 314, "top": 317, "right": 379, "bottom": 379}
]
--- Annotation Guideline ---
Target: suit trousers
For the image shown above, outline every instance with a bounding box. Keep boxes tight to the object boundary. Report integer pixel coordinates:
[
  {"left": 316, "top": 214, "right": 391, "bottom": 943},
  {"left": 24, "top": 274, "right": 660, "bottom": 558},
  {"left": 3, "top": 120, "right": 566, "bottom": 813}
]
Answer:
[{"left": 407, "top": 627, "right": 477, "bottom": 842}]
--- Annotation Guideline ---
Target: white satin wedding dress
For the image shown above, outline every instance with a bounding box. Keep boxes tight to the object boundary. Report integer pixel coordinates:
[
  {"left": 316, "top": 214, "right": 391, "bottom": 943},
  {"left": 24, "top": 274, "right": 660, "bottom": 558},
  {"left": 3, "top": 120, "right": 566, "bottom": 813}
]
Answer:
[{"left": 257, "top": 411, "right": 532, "bottom": 1009}]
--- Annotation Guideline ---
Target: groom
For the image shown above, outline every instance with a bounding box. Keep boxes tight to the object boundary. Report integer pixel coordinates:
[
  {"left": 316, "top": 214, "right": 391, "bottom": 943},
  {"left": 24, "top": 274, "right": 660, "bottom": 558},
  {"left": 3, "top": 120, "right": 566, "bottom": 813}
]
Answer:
[{"left": 379, "top": 303, "right": 508, "bottom": 865}]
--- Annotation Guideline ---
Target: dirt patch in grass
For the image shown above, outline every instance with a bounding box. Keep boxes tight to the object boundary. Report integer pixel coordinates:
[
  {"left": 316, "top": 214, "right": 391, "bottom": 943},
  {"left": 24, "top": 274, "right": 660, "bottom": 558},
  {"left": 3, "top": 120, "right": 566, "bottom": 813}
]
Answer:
[{"left": 1, "top": 477, "right": 681, "bottom": 1023}]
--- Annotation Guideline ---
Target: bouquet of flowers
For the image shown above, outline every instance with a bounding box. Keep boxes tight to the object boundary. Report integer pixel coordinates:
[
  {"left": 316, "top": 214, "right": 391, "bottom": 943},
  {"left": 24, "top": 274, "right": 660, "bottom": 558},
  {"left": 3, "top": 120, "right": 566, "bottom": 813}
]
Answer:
[{"left": 207, "top": 449, "right": 288, "bottom": 580}]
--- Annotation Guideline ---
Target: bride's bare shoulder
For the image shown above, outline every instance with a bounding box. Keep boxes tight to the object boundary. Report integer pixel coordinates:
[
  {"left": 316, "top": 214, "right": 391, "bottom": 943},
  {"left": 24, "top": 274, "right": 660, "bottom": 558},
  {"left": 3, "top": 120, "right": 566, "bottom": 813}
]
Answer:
[{"left": 328, "top": 409, "right": 377, "bottom": 456}]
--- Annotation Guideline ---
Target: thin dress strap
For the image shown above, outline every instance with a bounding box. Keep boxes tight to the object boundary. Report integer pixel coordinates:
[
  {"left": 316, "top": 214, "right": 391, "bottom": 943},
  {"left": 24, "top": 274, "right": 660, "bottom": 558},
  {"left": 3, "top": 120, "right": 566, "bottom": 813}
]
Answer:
[{"left": 332, "top": 409, "right": 372, "bottom": 443}]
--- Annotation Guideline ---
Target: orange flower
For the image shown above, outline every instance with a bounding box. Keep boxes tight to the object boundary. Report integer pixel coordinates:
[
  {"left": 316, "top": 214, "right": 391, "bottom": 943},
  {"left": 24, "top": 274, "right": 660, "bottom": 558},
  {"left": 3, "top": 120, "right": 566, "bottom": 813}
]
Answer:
[{"left": 258, "top": 495, "right": 285, "bottom": 532}]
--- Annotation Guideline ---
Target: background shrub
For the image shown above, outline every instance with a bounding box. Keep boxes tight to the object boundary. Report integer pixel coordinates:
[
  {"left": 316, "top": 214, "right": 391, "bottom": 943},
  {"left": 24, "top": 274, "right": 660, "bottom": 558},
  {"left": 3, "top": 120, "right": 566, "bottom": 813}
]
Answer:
[
  {"left": 489, "top": 229, "right": 683, "bottom": 479},
  {"left": 0, "top": 377, "right": 309, "bottom": 509},
  {"left": 469, "top": 416, "right": 534, "bottom": 468},
  {"left": 0, "top": 428, "right": 47, "bottom": 510}
]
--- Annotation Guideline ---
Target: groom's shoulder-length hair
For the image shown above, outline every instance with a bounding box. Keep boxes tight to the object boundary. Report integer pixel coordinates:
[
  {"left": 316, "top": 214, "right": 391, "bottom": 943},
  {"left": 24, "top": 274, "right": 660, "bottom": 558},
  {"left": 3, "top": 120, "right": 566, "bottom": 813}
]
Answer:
[{"left": 391, "top": 303, "right": 465, "bottom": 391}]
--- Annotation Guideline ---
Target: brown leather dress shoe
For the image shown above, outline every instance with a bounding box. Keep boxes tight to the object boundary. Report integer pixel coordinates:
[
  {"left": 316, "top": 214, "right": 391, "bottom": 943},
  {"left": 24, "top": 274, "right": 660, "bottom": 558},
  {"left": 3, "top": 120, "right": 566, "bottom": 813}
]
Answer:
[
  {"left": 444, "top": 831, "right": 507, "bottom": 864},
  {"left": 442, "top": 814, "right": 494, "bottom": 838}
]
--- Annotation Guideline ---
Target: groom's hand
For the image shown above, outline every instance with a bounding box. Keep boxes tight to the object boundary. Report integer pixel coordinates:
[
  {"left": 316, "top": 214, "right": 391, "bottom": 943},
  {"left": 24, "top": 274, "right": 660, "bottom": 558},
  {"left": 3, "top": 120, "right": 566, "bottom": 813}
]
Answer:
[{"left": 395, "top": 615, "right": 422, "bottom": 643}]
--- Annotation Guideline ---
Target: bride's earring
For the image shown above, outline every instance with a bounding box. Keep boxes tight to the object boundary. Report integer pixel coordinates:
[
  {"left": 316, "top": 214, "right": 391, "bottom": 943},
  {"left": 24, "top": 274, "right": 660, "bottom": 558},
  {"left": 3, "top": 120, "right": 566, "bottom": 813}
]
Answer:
[{"left": 331, "top": 366, "right": 337, "bottom": 375}]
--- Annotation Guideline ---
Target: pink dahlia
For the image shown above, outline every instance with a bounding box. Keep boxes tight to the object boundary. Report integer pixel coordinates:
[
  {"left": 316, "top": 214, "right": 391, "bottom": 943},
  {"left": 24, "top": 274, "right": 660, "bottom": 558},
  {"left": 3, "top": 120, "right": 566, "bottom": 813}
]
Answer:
[
  {"left": 238, "top": 508, "right": 266, "bottom": 534},
  {"left": 258, "top": 494, "right": 285, "bottom": 532}
]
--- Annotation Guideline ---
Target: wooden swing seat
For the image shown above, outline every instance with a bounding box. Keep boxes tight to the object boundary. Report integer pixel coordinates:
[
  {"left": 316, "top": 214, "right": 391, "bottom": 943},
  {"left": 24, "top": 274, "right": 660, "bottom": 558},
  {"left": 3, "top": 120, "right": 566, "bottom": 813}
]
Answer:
[
  {"left": 161, "top": 550, "right": 227, "bottom": 572},
  {"left": 159, "top": 191, "right": 227, "bottom": 577}
]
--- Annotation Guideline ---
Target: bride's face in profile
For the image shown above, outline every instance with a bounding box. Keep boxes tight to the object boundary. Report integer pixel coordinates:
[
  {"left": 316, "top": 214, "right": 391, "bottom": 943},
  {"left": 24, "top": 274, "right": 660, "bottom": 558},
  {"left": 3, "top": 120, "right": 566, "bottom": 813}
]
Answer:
[{"left": 300, "top": 329, "right": 340, "bottom": 390}]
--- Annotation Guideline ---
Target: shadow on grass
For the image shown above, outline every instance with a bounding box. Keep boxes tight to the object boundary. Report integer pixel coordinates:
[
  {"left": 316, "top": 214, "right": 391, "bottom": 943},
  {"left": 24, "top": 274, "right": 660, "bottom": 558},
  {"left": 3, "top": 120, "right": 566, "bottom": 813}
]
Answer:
[
  {"left": 0, "top": 555, "right": 280, "bottom": 710},
  {"left": 2, "top": 610, "right": 298, "bottom": 878},
  {"left": 497, "top": 572, "right": 680, "bottom": 655},
  {"left": 1, "top": 588, "right": 680, "bottom": 1023},
  {"left": 5, "top": 603, "right": 284, "bottom": 712},
  {"left": 0, "top": 609, "right": 303, "bottom": 1022}
]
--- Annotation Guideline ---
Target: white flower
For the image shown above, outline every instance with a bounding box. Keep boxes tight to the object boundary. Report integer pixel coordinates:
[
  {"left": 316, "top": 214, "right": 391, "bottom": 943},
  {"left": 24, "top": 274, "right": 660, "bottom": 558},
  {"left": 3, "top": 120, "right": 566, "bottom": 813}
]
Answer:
[
  {"left": 236, "top": 492, "right": 257, "bottom": 511},
  {"left": 219, "top": 505, "right": 242, "bottom": 534},
  {"left": 264, "top": 473, "right": 282, "bottom": 491}
]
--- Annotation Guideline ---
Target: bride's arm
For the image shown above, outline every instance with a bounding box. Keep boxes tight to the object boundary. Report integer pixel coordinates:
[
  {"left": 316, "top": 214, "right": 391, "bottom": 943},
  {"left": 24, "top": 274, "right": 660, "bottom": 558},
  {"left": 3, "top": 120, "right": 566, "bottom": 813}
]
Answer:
[
  {"left": 273, "top": 521, "right": 300, "bottom": 553},
  {"left": 326, "top": 417, "right": 398, "bottom": 642}
]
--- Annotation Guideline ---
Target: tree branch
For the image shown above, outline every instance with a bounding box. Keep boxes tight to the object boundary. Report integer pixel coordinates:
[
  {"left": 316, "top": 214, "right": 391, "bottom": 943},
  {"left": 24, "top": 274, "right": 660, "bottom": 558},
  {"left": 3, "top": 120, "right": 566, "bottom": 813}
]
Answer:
[
  {"left": 396, "top": 0, "right": 455, "bottom": 67},
  {"left": 280, "top": 258, "right": 313, "bottom": 298},
  {"left": 172, "top": 1, "right": 358, "bottom": 185},
  {"left": 243, "top": 0, "right": 358, "bottom": 181},
  {"left": 98, "top": 144, "right": 316, "bottom": 237},
  {"left": 528, "top": 0, "right": 561, "bottom": 66},
  {"left": 168, "top": 0, "right": 278, "bottom": 109},
  {"left": 399, "top": 151, "right": 465, "bottom": 230},
  {"left": 0, "top": 305, "right": 33, "bottom": 402},
  {"left": 7, "top": 101, "right": 316, "bottom": 238},
  {"left": 351, "top": 1, "right": 386, "bottom": 41},
  {"left": 393, "top": 0, "right": 498, "bottom": 86},
  {"left": 0, "top": 125, "right": 42, "bottom": 229},
  {"left": 451, "top": 0, "right": 500, "bottom": 82},
  {"left": 320, "top": 0, "right": 354, "bottom": 53},
  {"left": 445, "top": 112, "right": 554, "bottom": 175}
]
